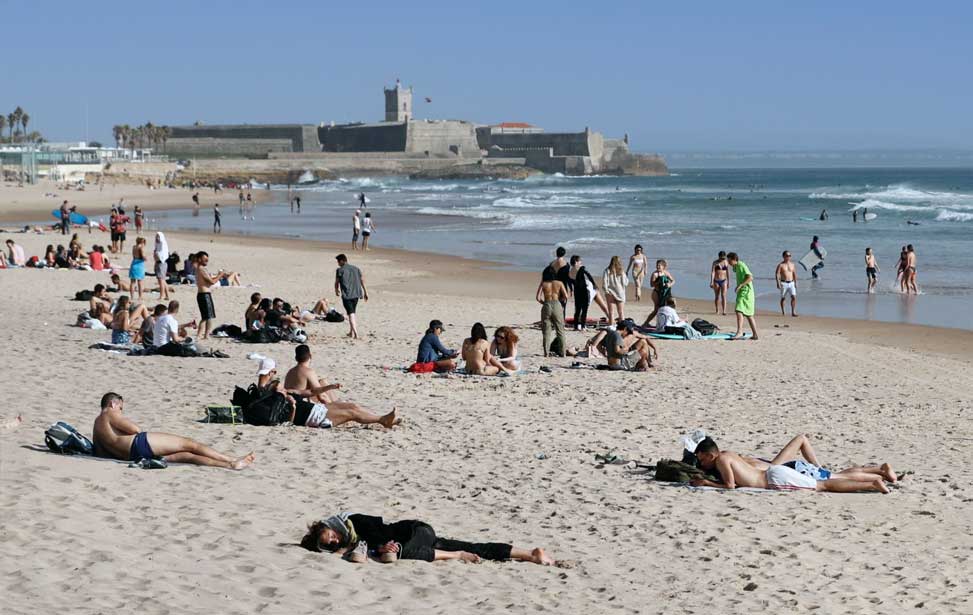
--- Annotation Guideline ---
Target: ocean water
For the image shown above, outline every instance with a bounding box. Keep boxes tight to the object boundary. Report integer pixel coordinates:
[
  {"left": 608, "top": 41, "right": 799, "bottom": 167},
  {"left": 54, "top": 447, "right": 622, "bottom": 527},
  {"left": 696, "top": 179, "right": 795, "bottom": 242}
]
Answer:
[{"left": 149, "top": 167, "right": 973, "bottom": 329}]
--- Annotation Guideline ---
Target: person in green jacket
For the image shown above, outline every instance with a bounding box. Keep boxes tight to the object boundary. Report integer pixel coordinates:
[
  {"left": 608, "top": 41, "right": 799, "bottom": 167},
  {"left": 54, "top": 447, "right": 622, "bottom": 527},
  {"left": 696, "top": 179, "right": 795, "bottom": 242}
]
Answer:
[{"left": 728, "top": 252, "right": 758, "bottom": 340}]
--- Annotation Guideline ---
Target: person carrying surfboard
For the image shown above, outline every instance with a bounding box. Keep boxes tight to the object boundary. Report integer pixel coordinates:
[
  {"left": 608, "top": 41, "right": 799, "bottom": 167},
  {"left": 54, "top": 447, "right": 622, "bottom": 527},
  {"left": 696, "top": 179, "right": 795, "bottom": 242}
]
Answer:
[
  {"left": 727, "top": 252, "right": 758, "bottom": 341},
  {"left": 810, "top": 236, "right": 825, "bottom": 279}
]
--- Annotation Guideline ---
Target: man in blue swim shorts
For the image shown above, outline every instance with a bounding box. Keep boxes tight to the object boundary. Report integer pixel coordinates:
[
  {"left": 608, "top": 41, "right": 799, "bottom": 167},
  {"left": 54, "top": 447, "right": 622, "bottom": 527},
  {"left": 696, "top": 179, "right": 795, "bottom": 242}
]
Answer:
[{"left": 92, "top": 392, "right": 255, "bottom": 470}]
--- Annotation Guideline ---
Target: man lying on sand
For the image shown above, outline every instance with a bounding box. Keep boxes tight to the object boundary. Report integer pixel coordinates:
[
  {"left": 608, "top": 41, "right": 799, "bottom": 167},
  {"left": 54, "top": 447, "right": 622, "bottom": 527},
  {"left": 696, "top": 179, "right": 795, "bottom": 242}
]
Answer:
[
  {"left": 250, "top": 350, "right": 399, "bottom": 429},
  {"left": 93, "top": 392, "right": 254, "bottom": 469},
  {"left": 300, "top": 512, "right": 556, "bottom": 566},
  {"left": 691, "top": 435, "right": 893, "bottom": 493}
]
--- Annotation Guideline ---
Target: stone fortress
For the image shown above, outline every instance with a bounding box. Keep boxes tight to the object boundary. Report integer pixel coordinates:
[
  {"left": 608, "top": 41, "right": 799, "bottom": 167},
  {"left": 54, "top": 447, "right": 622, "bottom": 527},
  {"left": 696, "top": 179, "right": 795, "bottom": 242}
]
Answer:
[{"left": 164, "top": 81, "right": 667, "bottom": 180}]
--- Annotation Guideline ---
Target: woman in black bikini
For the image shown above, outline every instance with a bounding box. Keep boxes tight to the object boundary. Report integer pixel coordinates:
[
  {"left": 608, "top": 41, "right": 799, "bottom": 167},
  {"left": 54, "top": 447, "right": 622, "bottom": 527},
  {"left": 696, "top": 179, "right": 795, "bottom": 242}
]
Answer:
[{"left": 711, "top": 250, "right": 730, "bottom": 315}]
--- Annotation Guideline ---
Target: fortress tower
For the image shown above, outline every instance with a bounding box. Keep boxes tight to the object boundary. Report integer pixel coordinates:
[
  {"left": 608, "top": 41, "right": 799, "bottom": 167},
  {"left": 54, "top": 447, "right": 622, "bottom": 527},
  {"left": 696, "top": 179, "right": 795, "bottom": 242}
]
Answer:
[{"left": 384, "top": 79, "right": 413, "bottom": 123}]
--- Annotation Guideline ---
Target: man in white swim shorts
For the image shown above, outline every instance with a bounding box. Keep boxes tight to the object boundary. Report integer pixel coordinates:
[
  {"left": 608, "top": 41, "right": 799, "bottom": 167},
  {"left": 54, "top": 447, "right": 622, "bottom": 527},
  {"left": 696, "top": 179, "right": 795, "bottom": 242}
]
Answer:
[{"left": 775, "top": 251, "right": 799, "bottom": 317}]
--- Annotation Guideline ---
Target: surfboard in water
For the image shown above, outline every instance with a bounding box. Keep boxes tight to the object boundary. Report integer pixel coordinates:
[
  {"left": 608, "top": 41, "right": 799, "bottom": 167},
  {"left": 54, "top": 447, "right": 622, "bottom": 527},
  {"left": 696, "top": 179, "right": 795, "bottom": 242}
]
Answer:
[
  {"left": 51, "top": 210, "right": 89, "bottom": 225},
  {"left": 864, "top": 212, "right": 878, "bottom": 220}
]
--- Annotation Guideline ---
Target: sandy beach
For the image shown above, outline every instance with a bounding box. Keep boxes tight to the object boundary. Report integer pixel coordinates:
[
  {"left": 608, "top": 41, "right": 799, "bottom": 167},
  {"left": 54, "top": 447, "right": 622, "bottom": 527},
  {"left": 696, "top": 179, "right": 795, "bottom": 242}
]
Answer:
[{"left": 1, "top": 212, "right": 972, "bottom": 615}]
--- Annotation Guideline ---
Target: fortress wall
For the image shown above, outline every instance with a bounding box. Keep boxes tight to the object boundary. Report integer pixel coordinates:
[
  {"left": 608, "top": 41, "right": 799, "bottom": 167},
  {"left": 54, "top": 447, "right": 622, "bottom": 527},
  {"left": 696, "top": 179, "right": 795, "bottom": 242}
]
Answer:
[
  {"left": 405, "top": 121, "right": 481, "bottom": 157},
  {"left": 484, "top": 131, "right": 592, "bottom": 157},
  {"left": 319, "top": 123, "right": 408, "bottom": 152},
  {"left": 164, "top": 137, "right": 295, "bottom": 157},
  {"left": 168, "top": 124, "right": 319, "bottom": 154}
]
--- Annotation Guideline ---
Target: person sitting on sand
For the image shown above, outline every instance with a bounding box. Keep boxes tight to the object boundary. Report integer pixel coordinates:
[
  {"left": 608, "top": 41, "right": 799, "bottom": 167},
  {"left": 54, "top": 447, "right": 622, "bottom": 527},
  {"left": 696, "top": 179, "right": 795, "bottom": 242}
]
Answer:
[
  {"left": 652, "top": 298, "right": 687, "bottom": 333},
  {"left": 603, "top": 319, "right": 656, "bottom": 371},
  {"left": 110, "top": 296, "right": 151, "bottom": 345},
  {"left": 690, "top": 436, "right": 891, "bottom": 493},
  {"left": 87, "top": 302, "right": 114, "bottom": 328},
  {"left": 462, "top": 322, "right": 513, "bottom": 376},
  {"left": 93, "top": 392, "right": 254, "bottom": 469},
  {"left": 88, "top": 284, "right": 113, "bottom": 314},
  {"left": 491, "top": 326, "right": 521, "bottom": 371},
  {"left": 300, "top": 512, "right": 556, "bottom": 566},
  {"left": 5, "top": 239, "right": 26, "bottom": 267},
  {"left": 153, "top": 300, "right": 195, "bottom": 349},
  {"left": 280, "top": 344, "right": 401, "bottom": 429},
  {"left": 134, "top": 304, "right": 164, "bottom": 347},
  {"left": 415, "top": 319, "right": 458, "bottom": 372},
  {"left": 244, "top": 292, "right": 263, "bottom": 330}
]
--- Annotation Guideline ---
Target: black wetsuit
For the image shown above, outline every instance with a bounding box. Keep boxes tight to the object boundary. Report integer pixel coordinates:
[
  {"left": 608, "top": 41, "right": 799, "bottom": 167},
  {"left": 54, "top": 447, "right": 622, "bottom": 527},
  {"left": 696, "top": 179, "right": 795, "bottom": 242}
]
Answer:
[
  {"left": 573, "top": 266, "right": 594, "bottom": 327},
  {"left": 347, "top": 514, "right": 512, "bottom": 562}
]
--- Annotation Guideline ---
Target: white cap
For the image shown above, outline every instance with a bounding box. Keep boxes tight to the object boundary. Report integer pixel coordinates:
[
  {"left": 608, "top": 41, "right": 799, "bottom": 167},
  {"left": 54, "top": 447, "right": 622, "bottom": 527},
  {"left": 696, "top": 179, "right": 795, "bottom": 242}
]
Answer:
[{"left": 257, "top": 358, "right": 276, "bottom": 376}]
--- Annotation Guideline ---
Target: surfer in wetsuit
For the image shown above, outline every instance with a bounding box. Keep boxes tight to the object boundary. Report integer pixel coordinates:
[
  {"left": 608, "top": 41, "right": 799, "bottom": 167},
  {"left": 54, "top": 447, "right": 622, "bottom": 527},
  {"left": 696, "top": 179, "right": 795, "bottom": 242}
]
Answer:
[
  {"left": 810, "top": 236, "right": 824, "bottom": 279},
  {"left": 819, "top": 209, "right": 829, "bottom": 221}
]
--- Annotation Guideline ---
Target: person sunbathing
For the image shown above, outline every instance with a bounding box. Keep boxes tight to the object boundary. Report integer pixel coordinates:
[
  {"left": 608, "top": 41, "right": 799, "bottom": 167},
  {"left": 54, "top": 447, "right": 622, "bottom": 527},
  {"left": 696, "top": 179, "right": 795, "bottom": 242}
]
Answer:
[
  {"left": 462, "top": 322, "right": 512, "bottom": 376},
  {"left": 110, "top": 296, "right": 151, "bottom": 345},
  {"left": 109, "top": 274, "right": 131, "bottom": 293},
  {"left": 89, "top": 302, "right": 114, "bottom": 327},
  {"left": 728, "top": 433, "right": 898, "bottom": 484},
  {"left": 278, "top": 346, "right": 398, "bottom": 428},
  {"left": 89, "top": 284, "right": 113, "bottom": 314},
  {"left": 491, "top": 326, "right": 521, "bottom": 371},
  {"left": 93, "top": 392, "right": 254, "bottom": 469},
  {"left": 691, "top": 436, "right": 890, "bottom": 493},
  {"left": 300, "top": 512, "right": 556, "bottom": 566}
]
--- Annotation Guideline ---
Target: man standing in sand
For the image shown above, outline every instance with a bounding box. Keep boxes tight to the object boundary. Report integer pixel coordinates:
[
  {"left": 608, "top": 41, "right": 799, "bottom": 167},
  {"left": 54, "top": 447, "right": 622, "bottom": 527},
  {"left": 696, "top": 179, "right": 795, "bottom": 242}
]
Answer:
[
  {"left": 537, "top": 265, "right": 569, "bottom": 357},
  {"left": 775, "top": 250, "right": 798, "bottom": 317},
  {"left": 690, "top": 436, "right": 891, "bottom": 493},
  {"left": 352, "top": 209, "right": 361, "bottom": 250},
  {"left": 728, "top": 252, "right": 758, "bottom": 340},
  {"left": 93, "top": 392, "right": 254, "bottom": 469},
  {"left": 59, "top": 200, "right": 70, "bottom": 235},
  {"left": 335, "top": 254, "right": 367, "bottom": 339},
  {"left": 283, "top": 344, "right": 399, "bottom": 428},
  {"left": 195, "top": 251, "right": 226, "bottom": 340}
]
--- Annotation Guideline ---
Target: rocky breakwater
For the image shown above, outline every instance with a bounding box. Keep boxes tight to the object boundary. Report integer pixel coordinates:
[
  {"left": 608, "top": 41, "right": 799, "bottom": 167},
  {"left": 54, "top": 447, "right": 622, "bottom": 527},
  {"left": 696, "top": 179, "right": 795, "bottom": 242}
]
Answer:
[
  {"left": 600, "top": 151, "right": 669, "bottom": 176},
  {"left": 409, "top": 162, "right": 540, "bottom": 181}
]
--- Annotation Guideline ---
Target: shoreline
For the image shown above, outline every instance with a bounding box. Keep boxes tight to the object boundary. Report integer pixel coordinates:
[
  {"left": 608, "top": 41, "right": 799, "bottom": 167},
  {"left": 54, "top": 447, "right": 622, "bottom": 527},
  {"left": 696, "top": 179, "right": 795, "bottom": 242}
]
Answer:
[{"left": 144, "top": 227, "right": 973, "bottom": 361}]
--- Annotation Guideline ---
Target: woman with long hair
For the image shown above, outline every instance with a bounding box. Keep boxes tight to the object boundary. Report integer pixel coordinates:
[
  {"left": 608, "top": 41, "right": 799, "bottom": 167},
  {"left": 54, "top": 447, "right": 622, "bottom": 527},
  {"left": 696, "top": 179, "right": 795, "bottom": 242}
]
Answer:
[
  {"left": 491, "top": 326, "right": 521, "bottom": 371},
  {"left": 462, "top": 322, "right": 510, "bottom": 376},
  {"left": 602, "top": 255, "right": 629, "bottom": 323},
  {"left": 626, "top": 244, "right": 648, "bottom": 301}
]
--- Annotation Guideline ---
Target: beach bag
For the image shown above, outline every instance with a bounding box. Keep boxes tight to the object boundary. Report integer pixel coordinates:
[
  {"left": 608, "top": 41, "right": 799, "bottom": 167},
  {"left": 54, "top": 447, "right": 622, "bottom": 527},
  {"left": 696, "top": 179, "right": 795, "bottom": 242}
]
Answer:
[
  {"left": 204, "top": 405, "right": 244, "bottom": 424},
  {"left": 691, "top": 318, "right": 718, "bottom": 336},
  {"left": 238, "top": 384, "right": 292, "bottom": 426},
  {"left": 44, "top": 421, "right": 95, "bottom": 456},
  {"left": 75, "top": 289, "right": 94, "bottom": 301},
  {"left": 323, "top": 309, "right": 344, "bottom": 323},
  {"left": 242, "top": 327, "right": 283, "bottom": 344},
  {"left": 654, "top": 459, "right": 709, "bottom": 483}
]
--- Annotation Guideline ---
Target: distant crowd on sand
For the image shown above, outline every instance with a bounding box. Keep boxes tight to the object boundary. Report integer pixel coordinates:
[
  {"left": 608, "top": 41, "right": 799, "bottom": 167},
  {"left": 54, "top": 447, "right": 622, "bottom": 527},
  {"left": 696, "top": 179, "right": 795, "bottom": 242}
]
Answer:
[{"left": 20, "top": 212, "right": 911, "bottom": 578}]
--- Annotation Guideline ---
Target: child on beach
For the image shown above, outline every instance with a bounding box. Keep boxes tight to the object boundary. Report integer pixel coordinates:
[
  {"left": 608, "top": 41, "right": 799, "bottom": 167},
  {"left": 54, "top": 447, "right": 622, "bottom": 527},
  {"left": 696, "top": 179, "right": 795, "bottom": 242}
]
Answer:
[{"left": 865, "top": 248, "right": 880, "bottom": 293}]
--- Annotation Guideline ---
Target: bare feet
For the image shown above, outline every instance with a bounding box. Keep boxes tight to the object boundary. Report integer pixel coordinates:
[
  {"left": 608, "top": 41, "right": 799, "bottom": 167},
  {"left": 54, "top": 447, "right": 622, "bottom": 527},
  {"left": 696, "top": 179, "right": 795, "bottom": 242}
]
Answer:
[
  {"left": 378, "top": 408, "right": 399, "bottom": 429},
  {"left": 458, "top": 551, "right": 482, "bottom": 563},
  {"left": 875, "top": 478, "right": 890, "bottom": 494},
  {"left": 231, "top": 452, "right": 256, "bottom": 470},
  {"left": 881, "top": 462, "right": 898, "bottom": 483},
  {"left": 531, "top": 547, "right": 555, "bottom": 566},
  {"left": 2, "top": 414, "right": 23, "bottom": 432}
]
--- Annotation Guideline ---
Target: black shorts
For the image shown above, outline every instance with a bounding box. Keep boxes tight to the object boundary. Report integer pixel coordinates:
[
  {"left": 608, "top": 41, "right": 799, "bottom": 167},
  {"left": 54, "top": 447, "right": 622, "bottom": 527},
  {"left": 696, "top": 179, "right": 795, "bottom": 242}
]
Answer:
[
  {"left": 342, "top": 297, "right": 359, "bottom": 315},
  {"left": 118, "top": 231, "right": 127, "bottom": 242},
  {"left": 197, "top": 292, "right": 216, "bottom": 320},
  {"left": 111, "top": 231, "right": 120, "bottom": 242}
]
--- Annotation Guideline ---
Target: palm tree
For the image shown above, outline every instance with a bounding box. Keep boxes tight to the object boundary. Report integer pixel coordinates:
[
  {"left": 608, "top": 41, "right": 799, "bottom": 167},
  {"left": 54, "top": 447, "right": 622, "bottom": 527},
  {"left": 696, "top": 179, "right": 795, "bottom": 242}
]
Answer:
[
  {"left": 6, "top": 112, "right": 15, "bottom": 142},
  {"left": 20, "top": 113, "right": 29, "bottom": 142},
  {"left": 12, "top": 107, "right": 23, "bottom": 142},
  {"left": 112, "top": 125, "right": 123, "bottom": 148},
  {"left": 160, "top": 126, "right": 171, "bottom": 153}
]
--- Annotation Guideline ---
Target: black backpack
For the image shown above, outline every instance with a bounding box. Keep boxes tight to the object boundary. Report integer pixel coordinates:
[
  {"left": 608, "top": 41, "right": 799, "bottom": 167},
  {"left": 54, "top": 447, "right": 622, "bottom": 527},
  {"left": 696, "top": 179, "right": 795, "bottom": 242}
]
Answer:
[
  {"left": 234, "top": 384, "right": 292, "bottom": 426},
  {"left": 75, "top": 289, "right": 94, "bottom": 301},
  {"left": 323, "top": 309, "right": 344, "bottom": 323},
  {"left": 654, "top": 458, "right": 713, "bottom": 483},
  {"left": 691, "top": 318, "right": 719, "bottom": 336},
  {"left": 45, "top": 421, "right": 95, "bottom": 455}
]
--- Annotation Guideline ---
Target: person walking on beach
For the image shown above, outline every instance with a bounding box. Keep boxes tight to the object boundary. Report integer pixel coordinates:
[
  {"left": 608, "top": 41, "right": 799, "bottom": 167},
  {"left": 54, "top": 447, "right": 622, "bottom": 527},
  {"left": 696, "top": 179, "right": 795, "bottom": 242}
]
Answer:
[
  {"left": 335, "top": 254, "right": 367, "bottom": 339},
  {"left": 362, "top": 212, "right": 375, "bottom": 251},
  {"left": 905, "top": 244, "right": 919, "bottom": 294},
  {"left": 213, "top": 204, "right": 222, "bottom": 233},
  {"left": 352, "top": 209, "right": 361, "bottom": 250},
  {"left": 710, "top": 250, "right": 730, "bottom": 315},
  {"left": 293, "top": 195, "right": 301, "bottom": 214},
  {"left": 728, "top": 252, "right": 758, "bottom": 340},
  {"left": 359, "top": 192, "right": 367, "bottom": 208},
  {"left": 775, "top": 251, "right": 798, "bottom": 317},
  {"left": 602, "top": 256, "right": 629, "bottom": 323},
  {"left": 238, "top": 190, "right": 245, "bottom": 217},
  {"left": 865, "top": 247, "right": 880, "bottom": 293},
  {"left": 537, "top": 265, "right": 568, "bottom": 357},
  {"left": 246, "top": 191, "right": 253, "bottom": 219},
  {"left": 195, "top": 251, "right": 226, "bottom": 340},
  {"left": 134, "top": 205, "right": 144, "bottom": 235},
  {"left": 93, "top": 392, "right": 254, "bottom": 469},
  {"left": 192, "top": 191, "right": 200, "bottom": 217},
  {"left": 810, "top": 236, "right": 825, "bottom": 279},
  {"left": 626, "top": 244, "right": 648, "bottom": 302}
]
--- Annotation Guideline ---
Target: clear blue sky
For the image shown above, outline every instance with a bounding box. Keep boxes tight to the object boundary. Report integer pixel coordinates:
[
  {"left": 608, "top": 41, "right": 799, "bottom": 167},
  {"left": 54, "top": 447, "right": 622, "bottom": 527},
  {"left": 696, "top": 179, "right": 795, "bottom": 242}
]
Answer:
[{"left": 5, "top": 0, "right": 972, "bottom": 151}]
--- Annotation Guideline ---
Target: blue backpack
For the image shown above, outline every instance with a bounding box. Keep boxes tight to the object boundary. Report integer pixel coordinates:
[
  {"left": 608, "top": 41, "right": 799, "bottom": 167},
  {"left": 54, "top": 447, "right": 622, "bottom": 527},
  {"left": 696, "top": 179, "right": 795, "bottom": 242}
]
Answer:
[{"left": 44, "top": 421, "right": 95, "bottom": 456}]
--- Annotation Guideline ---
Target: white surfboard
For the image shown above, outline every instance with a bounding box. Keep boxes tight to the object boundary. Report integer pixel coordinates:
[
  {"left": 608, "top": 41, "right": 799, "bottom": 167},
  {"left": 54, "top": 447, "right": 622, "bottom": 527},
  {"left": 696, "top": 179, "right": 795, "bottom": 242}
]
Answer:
[
  {"left": 799, "top": 247, "right": 827, "bottom": 272},
  {"left": 864, "top": 212, "right": 878, "bottom": 220}
]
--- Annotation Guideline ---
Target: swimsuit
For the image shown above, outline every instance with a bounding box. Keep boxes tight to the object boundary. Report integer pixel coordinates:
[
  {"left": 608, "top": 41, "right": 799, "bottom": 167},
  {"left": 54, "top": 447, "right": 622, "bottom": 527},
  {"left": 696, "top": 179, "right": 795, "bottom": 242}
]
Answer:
[
  {"left": 112, "top": 329, "right": 131, "bottom": 345},
  {"left": 197, "top": 292, "right": 216, "bottom": 320},
  {"left": 129, "top": 258, "right": 145, "bottom": 280},
  {"left": 780, "top": 280, "right": 797, "bottom": 298},
  {"left": 129, "top": 432, "right": 158, "bottom": 461},
  {"left": 783, "top": 459, "right": 832, "bottom": 480},
  {"left": 866, "top": 266, "right": 877, "bottom": 279}
]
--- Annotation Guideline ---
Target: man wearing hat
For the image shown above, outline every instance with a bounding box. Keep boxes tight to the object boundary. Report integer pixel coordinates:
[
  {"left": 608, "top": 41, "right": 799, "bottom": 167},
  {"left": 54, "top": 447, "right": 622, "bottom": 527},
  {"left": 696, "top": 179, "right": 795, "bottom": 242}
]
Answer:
[{"left": 603, "top": 319, "right": 656, "bottom": 371}]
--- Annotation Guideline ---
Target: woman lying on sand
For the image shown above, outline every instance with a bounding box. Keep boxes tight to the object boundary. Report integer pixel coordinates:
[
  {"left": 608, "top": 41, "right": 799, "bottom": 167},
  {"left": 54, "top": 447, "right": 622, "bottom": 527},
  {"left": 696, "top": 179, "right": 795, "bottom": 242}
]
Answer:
[{"left": 301, "top": 513, "right": 555, "bottom": 565}]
